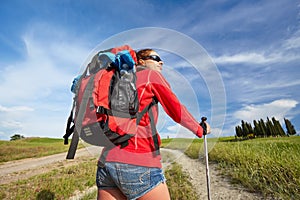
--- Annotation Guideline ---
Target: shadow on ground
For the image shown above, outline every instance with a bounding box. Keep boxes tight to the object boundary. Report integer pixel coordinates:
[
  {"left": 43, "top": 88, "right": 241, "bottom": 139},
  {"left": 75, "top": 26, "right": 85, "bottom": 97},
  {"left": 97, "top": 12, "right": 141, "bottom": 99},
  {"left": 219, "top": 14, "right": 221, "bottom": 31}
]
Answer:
[{"left": 36, "top": 190, "right": 55, "bottom": 200}]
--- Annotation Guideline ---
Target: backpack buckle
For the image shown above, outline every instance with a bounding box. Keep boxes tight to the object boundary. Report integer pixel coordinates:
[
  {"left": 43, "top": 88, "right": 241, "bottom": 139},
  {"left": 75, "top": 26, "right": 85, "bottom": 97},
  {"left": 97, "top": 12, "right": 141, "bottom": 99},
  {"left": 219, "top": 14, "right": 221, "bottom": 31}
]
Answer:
[{"left": 96, "top": 106, "right": 107, "bottom": 114}]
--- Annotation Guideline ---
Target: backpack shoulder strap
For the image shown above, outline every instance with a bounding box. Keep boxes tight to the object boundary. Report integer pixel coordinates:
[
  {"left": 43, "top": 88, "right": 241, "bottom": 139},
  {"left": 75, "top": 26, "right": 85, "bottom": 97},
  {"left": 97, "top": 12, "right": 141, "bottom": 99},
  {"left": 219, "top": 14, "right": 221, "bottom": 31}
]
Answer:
[
  {"left": 148, "top": 104, "right": 160, "bottom": 155},
  {"left": 136, "top": 97, "right": 158, "bottom": 125},
  {"left": 137, "top": 97, "right": 160, "bottom": 155}
]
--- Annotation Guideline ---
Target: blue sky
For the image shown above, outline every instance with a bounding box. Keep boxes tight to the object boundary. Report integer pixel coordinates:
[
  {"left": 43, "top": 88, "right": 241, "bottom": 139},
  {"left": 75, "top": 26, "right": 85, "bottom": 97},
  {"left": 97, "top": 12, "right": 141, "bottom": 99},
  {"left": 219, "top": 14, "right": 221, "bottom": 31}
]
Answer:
[{"left": 0, "top": 0, "right": 299, "bottom": 140}]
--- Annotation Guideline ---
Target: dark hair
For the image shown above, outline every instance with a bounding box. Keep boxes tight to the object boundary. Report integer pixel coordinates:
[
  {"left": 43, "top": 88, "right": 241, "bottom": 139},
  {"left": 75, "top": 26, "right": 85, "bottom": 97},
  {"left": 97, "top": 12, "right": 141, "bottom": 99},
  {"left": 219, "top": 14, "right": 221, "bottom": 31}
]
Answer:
[{"left": 136, "top": 49, "right": 153, "bottom": 64}]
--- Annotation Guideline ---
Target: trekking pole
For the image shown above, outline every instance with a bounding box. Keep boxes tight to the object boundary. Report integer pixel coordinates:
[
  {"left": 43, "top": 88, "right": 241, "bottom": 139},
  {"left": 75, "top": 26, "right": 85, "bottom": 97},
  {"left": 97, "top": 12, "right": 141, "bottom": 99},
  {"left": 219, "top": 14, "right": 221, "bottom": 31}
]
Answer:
[{"left": 200, "top": 116, "right": 211, "bottom": 200}]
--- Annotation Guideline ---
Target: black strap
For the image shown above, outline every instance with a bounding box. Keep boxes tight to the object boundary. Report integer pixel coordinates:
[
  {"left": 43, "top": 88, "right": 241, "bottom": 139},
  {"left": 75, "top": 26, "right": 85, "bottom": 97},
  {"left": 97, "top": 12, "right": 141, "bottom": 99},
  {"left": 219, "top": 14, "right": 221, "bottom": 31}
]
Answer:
[
  {"left": 102, "top": 117, "right": 135, "bottom": 145},
  {"left": 64, "top": 124, "right": 74, "bottom": 145},
  {"left": 66, "top": 128, "right": 79, "bottom": 159},
  {"left": 63, "top": 111, "right": 74, "bottom": 145},
  {"left": 136, "top": 97, "right": 158, "bottom": 125},
  {"left": 137, "top": 97, "right": 160, "bottom": 155},
  {"left": 148, "top": 106, "right": 160, "bottom": 155},
  {"left": 97, "top": 106, "right": 137, "bottom": 119},
  {"left": 66, "top": 74, "right": 96, "bottom": 159},
  {"left": 63, "top": 98, "right": 77, "bottom": 145}
]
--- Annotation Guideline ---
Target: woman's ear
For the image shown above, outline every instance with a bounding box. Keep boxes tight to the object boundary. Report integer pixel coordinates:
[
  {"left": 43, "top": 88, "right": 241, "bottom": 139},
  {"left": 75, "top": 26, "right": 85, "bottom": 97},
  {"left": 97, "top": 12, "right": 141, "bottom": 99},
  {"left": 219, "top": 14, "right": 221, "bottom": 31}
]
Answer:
[{"left": 138, "top": 59, "right": 145, "bottom": 66}]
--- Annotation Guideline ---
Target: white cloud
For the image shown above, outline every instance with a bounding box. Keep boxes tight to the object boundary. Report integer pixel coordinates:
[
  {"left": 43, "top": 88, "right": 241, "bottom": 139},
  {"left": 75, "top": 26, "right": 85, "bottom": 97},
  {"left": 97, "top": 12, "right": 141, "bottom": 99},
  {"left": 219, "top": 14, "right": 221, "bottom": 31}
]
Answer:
[
  {"left": 213, "top": 52, "right": 277, "bottom": 64},
  {"left": 0, "top": 120, "right": 22, "bottom": 129},
  {"left": 282, "top": 32, "right": 300, "bottom": 50},
  {"left": 0, "top": 20, "right": 96, "bottom": 105},
  {"left": 0, "top": 104, "right": 34, "bottom": 139},
  {"left": 0, "top": 105, "right": 34, "bottom": 112},
  {"left": 159, "top": 122, "right": 196, "bottom": 139},
  {"left": 213, "top": 50, "right": 300, "bottom": 65},
  {"left": 233, "top": 99, "right": 298, "bottom": 123},
  {"left": 166, "top": 124, "right": 180, "bottom": 132},
  {"left": 213, "top": 29, "right": 300, "bottom": 65},
  {"left": 0, "top": 23, "right": 92, "bottom": 140},
  {"left": 0, "top": 36, "right": 87, "bottom": 104},
  {"left": 0, "top": 105, "right": 34, "bottom": 122}
]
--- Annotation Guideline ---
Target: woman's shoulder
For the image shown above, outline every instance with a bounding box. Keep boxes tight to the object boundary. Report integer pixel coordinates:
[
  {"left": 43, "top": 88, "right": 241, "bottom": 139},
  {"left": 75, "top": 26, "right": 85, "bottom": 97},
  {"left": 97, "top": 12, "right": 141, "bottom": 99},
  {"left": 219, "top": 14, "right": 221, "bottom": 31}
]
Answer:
[
  {"left": 140, "top": 69, "right": 167, "bottom": 82},
  {"left": 137, "top": 68, "right": 159, "bottom": 77}
]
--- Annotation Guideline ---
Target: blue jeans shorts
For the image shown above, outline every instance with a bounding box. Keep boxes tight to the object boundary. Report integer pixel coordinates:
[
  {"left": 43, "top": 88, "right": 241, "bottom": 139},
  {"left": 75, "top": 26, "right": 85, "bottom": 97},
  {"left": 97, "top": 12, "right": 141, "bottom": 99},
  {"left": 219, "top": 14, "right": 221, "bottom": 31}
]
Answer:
[{"left": 96, "top": 162, "right": 166, "bottom": 200}]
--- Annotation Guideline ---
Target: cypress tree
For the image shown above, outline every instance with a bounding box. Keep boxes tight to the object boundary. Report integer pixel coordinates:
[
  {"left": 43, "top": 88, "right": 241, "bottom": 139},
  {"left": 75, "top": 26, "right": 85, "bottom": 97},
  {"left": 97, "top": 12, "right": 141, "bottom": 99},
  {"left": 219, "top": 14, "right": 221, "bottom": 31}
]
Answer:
[
  {"left": 241, "top": 120, "right": 249, "bottom": 138},
  {"left": 284, "top": 118, "right": 297, "bottom": 135},
  {"left": 266, "top": 117, "right": 275, "bottom": 137},
  {"left": 235, "top": 125, "right": 243, "bottom": 137},
  {"left": 247, "top": 122, "right": 254, "bottom": 133},
  {"left": 253, "top": 120, "right": 261, "bottom": 137},
  {"left": 272, "top": 117, "right": 285, "bottom": 136},
  {"left": 259, "top": 119, "right": 267, "bottom": 137}
]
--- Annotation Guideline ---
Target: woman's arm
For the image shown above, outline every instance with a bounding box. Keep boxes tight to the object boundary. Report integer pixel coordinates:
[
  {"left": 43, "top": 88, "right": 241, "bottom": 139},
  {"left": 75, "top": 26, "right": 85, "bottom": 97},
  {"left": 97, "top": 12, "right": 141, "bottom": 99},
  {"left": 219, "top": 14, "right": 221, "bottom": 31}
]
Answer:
[{"left": 149, "top": 70, "right": 203, "bottom": 138}]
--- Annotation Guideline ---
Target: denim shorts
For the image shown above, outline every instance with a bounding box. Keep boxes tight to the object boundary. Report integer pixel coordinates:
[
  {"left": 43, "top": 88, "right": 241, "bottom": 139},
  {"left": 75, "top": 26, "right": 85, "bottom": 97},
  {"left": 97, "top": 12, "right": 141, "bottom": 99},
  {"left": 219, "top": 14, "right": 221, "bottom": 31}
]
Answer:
[{"left": 96, "top": 162, "right": 166, "bottom": 200}]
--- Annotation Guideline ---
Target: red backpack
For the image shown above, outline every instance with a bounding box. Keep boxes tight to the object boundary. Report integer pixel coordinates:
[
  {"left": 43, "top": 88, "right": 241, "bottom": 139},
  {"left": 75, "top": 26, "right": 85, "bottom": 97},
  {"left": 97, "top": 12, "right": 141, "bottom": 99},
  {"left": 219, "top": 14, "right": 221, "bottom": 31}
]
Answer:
[{"left": 64, "top": 45, "right": 159, "bottom": 159}]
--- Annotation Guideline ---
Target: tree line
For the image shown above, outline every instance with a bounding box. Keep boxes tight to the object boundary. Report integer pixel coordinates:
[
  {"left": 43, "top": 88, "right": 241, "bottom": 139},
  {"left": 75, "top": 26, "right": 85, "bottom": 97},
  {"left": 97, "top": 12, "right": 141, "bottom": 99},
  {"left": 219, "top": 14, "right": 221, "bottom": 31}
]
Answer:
[
  {"left": 10, "top": 134, "right": 25, "bottom": 141},
  {"left": 235, "top": 117, "right": 297, "bottom": 138}
]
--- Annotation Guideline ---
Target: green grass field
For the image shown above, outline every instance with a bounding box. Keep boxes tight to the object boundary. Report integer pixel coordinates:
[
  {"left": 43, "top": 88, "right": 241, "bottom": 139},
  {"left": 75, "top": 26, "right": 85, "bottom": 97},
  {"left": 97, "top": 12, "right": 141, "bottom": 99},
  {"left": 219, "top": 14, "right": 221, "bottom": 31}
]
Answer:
[
  {"left": 0, "top": 137, "right": 80, "bottom": 163},
  {"left": 209, "top": 136, "right": 300, "bottom": 199},
  {"left": 162, "top": 136, "right": 300, "bottom": 199}
]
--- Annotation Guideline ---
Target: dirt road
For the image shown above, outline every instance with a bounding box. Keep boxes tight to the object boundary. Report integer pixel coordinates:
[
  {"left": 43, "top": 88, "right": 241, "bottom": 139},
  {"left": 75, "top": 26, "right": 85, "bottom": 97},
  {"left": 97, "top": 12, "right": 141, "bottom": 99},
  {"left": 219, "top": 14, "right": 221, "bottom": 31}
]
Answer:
[
  {"left": 0, "top": 147, "right": 263, "bottom": 199},
  {"left": 0, "top": 146, "right": 101, "bottom": 185}
]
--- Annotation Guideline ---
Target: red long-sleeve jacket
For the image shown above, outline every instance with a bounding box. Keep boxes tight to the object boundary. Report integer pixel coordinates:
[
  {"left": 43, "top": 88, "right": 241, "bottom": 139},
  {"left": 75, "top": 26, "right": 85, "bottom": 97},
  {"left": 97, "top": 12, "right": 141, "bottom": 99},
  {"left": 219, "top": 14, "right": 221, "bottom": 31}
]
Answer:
[{"left": 103, "top": 68, "right": 203, "bottom": 168}]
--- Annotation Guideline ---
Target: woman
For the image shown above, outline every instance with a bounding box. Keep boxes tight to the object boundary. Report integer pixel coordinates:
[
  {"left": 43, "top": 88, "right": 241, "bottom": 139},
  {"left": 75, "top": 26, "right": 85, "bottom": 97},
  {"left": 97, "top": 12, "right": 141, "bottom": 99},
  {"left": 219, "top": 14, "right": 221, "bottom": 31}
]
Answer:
[{"left": 96, "top": 48, "right": 211, "bottom": 200}]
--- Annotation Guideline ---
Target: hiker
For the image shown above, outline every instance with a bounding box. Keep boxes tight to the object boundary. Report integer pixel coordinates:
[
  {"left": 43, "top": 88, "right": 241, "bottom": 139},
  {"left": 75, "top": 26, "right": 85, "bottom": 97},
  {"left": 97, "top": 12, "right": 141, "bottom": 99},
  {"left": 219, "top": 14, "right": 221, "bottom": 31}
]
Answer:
[{"left": 96, "top": 48, "right": 211, "bottom": 200}]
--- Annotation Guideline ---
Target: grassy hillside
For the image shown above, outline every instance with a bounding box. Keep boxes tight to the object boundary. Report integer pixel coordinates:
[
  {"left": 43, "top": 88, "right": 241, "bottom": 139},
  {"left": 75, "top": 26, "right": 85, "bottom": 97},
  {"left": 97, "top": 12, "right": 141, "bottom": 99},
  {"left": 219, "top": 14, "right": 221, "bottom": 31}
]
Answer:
[
  {"left": 0, "top": 137, "right": 70, "bottom": 163},
  {"left": 209, "top": 136, "right": 300, "bottom": 199},
  {"left": 162, "top": 136, "right": 300, "bottom": 199}
]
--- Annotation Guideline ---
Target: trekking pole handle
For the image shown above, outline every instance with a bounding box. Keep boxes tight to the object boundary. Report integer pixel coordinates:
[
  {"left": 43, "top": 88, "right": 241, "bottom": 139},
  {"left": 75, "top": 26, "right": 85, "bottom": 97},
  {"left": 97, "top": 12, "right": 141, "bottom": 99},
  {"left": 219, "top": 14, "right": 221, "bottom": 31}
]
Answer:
[
  {"left": 200, "top": 116, "right": 211, "bottom": 200},
  {"left": 200, "top": 116, "right": 207, "bottom": 135}
]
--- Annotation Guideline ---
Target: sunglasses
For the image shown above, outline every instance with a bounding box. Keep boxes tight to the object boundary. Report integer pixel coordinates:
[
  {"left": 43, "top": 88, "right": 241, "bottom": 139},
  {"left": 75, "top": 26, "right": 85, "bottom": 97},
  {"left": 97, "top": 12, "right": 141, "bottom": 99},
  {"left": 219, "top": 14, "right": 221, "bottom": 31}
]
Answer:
[{"left": 142, "top": 55, "right": 162, "bottom": 62}]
